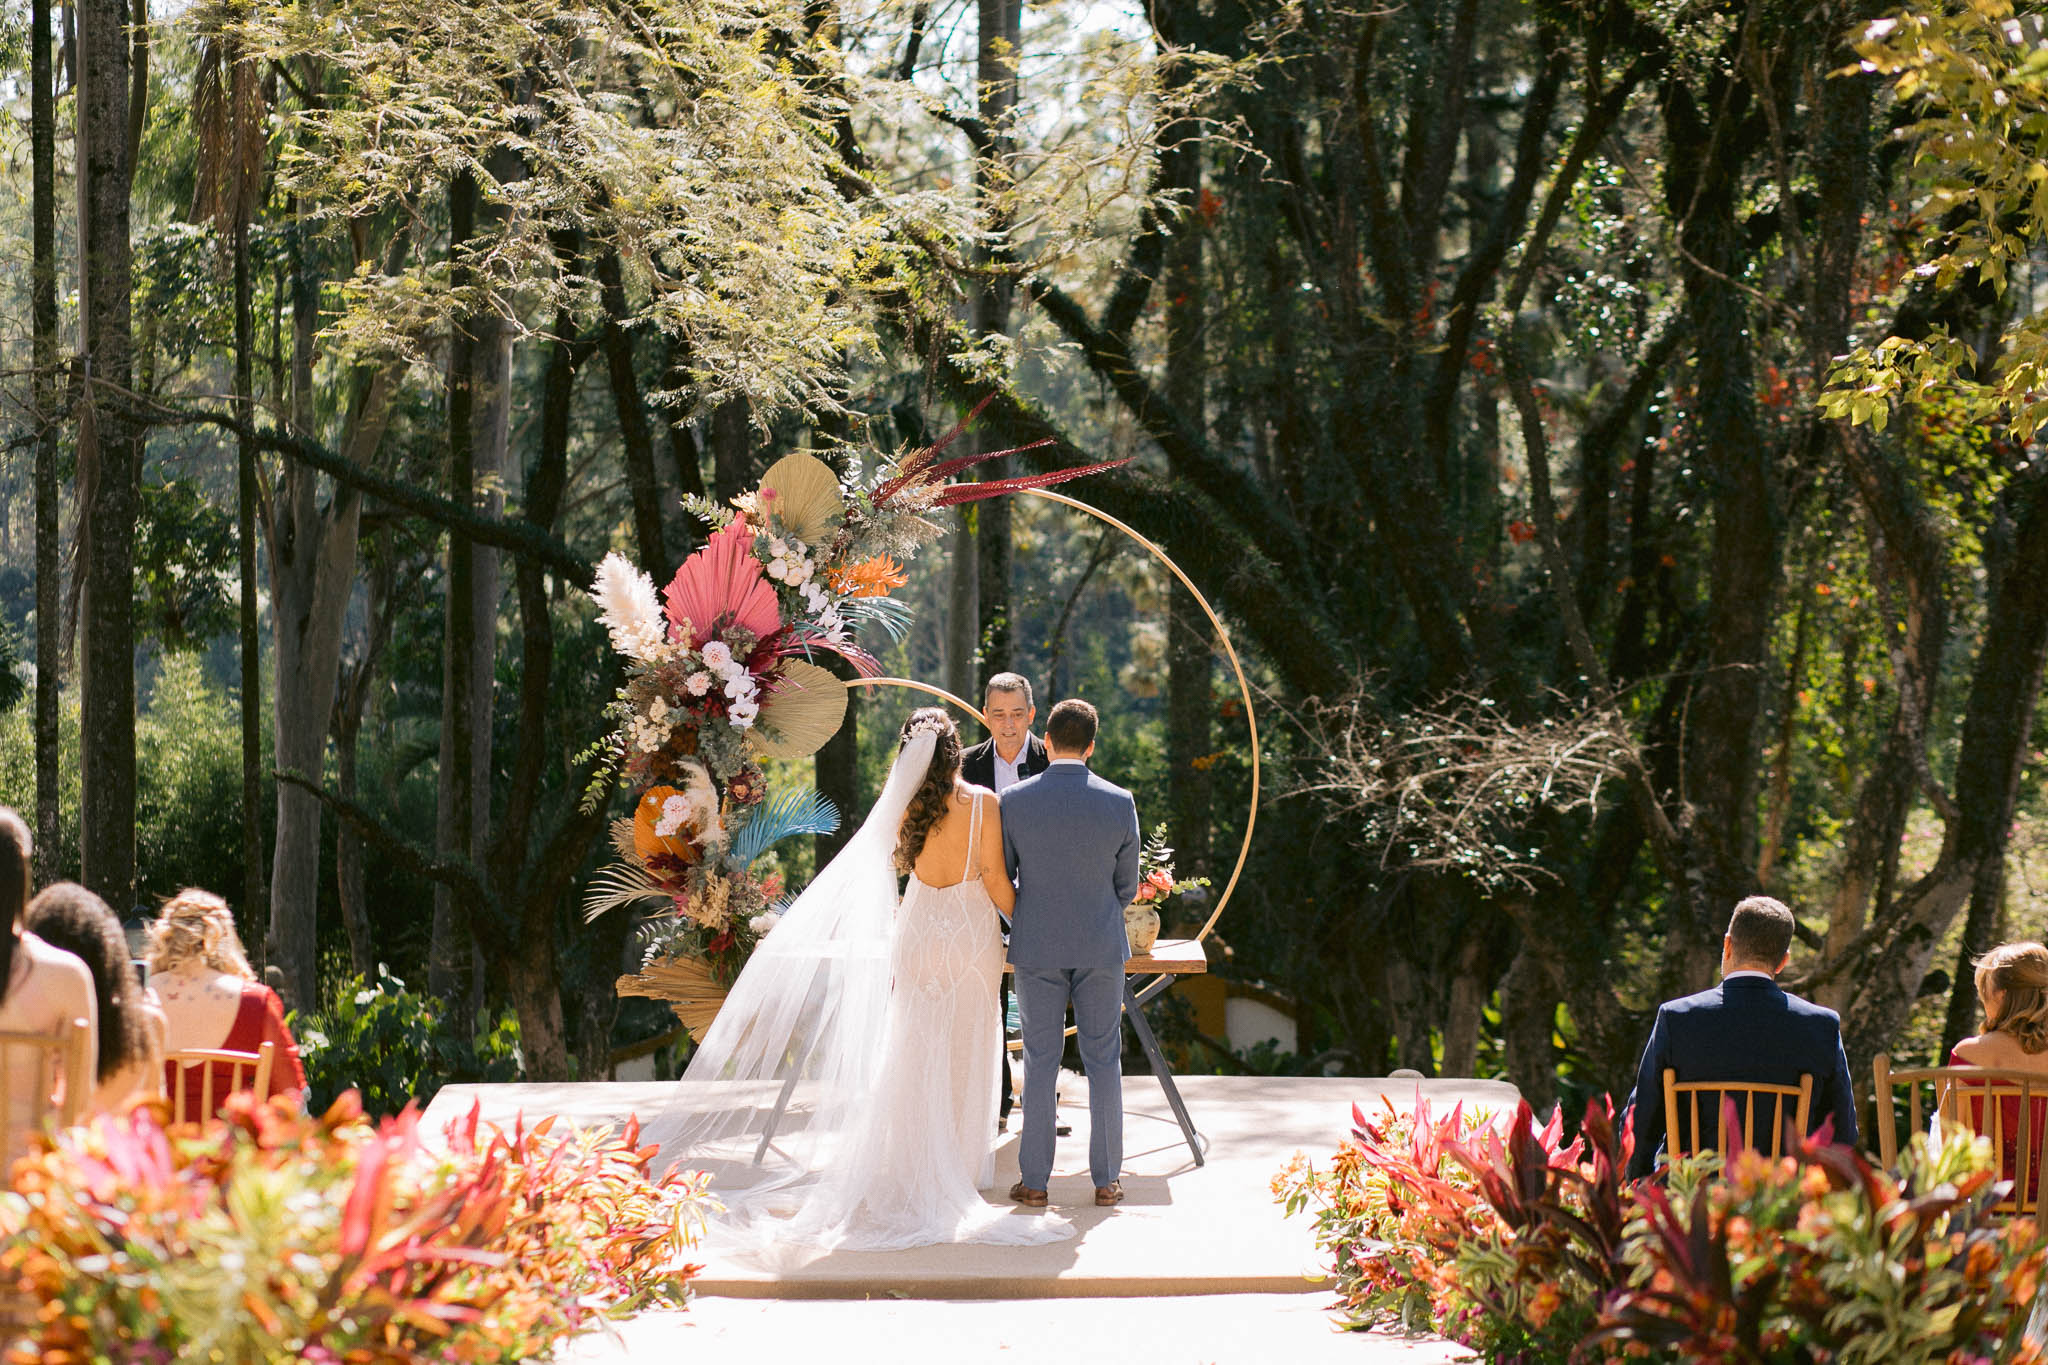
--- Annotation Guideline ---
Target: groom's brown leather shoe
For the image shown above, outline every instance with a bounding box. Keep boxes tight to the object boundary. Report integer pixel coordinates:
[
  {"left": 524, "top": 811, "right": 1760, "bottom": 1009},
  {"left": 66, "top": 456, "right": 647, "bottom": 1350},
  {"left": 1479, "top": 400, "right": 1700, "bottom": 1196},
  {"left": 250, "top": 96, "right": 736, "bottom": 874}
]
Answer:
[
  {"left": 1094, "top": 1181, "right": 1124, "bottom": 1206},
  {"left": 1009, "top": 1181, "right": 1048, "bottom": 1207}
]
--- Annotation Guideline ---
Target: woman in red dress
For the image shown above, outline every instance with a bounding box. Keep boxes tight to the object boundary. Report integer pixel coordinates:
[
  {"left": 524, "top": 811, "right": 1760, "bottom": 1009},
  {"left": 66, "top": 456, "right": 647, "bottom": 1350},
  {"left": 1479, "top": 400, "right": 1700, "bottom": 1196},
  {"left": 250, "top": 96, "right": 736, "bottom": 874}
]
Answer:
[
  {"left": 1947, "top": 941, "right": 2048, "bottom": 1193},
  {"left": 145, "top": 888, "right": 306, "bottom": 1119}
]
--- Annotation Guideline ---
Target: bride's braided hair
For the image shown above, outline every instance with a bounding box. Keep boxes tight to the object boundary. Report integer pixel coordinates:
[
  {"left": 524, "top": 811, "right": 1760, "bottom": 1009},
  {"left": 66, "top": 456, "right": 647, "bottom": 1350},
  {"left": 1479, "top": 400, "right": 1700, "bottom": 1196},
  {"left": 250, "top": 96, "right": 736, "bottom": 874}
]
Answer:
[{"left": 894, "top": 708, "right": 963, "bottom": 876}]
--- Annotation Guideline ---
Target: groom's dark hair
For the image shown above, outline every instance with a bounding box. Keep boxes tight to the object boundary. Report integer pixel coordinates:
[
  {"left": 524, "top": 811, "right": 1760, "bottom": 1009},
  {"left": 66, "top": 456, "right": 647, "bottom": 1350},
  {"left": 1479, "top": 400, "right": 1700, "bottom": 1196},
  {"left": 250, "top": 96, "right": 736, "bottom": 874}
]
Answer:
[{"left": 1044, "top": 699, "right": 1098, "bottom": 754}]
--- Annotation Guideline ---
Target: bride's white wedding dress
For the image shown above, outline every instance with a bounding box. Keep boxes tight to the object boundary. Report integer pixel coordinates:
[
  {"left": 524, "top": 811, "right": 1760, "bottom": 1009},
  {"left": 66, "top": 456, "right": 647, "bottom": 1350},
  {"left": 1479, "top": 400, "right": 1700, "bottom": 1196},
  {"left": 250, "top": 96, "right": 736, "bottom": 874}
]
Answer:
[{"left": 635, "top": 730, "right": 1075, "bottom": 1260}]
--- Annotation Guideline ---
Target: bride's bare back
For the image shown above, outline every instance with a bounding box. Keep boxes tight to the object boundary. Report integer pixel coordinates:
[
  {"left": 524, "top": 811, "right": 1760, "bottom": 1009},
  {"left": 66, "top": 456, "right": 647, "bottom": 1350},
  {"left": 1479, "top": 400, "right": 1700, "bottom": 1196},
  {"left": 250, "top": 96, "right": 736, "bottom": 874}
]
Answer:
[{"left": 910, "top": 783, "right": 1015, "bottom": 914}]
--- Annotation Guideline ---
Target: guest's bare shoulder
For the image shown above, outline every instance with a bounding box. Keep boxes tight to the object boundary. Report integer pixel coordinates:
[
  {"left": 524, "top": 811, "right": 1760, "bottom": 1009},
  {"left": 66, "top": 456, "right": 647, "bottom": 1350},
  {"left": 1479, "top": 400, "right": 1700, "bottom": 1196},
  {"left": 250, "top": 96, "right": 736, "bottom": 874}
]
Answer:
[
  {"left": 1952, "top": 1034, "right": 1995, "bottom": 1065},
  {"left": 20, "top": 930, "right": 92, "bottom": 985}
]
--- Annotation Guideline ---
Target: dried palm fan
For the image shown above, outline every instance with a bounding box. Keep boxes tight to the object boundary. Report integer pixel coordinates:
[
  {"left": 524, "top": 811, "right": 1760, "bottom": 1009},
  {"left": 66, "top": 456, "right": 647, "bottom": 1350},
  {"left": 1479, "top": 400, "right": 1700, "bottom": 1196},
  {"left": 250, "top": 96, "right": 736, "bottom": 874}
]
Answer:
[
  {"left": 757, "top": 451, "right": 844, "bottom": 545},
  {"left": 616, "top": 953, "right": 729, "bottom": 1038},
  {"left": 750, "top": 657, "right": 849, "bottom": 759}
]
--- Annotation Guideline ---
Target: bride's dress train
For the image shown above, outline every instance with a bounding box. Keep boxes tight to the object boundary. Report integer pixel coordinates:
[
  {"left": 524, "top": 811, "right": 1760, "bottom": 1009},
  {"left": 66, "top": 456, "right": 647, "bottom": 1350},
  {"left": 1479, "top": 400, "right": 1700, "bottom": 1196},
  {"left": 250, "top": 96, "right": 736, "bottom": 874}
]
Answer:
[{"left": 634, "top": 731, "right": 1075, "bottom": 1261}]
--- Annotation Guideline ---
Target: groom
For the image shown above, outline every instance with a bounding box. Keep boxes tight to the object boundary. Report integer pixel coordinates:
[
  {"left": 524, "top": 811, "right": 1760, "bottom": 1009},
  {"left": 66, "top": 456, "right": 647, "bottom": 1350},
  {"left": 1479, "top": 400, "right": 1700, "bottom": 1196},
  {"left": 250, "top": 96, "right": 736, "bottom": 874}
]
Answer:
[{"left": 1001, "top": 699, "right": 1142, "bottom": 1208}]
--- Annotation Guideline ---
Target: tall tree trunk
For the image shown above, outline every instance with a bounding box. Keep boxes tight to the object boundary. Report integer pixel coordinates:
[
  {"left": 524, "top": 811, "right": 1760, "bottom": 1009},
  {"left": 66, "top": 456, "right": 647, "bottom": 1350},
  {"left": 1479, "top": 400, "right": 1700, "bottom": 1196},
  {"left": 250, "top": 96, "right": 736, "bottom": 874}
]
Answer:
[
  {"left": 1160, "top": 60, "right": 1210, "bottom": 882},
  {"left": 485, "top": 316, "right": 591, "bottom": 1082},
  {"left": 77, "top": 0, "right": 137, "bottom": 913},
  {"left": 944, "top": 511, "right": 978, "bottom": 702},
  {"left": 333, "top": 547, "right": 395, "bottom": 980},
  {"left": 1842, "top": 469, "right": 2048, "bottom": 1068},
  {"left": 1940, "top": 471, "right": 2048, "bottom": 1055},
  {"left": 662, "top": 338, "right": 708, "bottom": 508},
  {"left": 814, "top": 659, "right": 860, "bottom": 865},
  {"left": 31, "top": 0, "right": 61, "bottom": 866},
  {"left": 597, "top": 250, "right": 669, "bottom": 578},
  {"left": 264, "top": 216, "right": 385, "bottom": 1008},
  {"left": 1662, "top": 76, "right": 1776, "bottom": 988},
  {"left": 711, "top": 398, "right": 751, "bottom": 503},
  {"left": 432, "top": 170, "right": 480, "bottom": 1012},
  {"left": 970, "top": 0, "right": 1020, "bottom": 689},
  {"left": 235, "top": 210, "right": 265, "bottom": 944}
]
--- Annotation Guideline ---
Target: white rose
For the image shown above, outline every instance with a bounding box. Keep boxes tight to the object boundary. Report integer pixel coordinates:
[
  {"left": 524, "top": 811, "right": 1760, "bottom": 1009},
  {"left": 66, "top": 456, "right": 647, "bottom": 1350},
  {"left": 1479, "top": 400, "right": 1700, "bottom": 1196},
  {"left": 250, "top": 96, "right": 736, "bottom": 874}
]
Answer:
[
  {"left": 701, "top": 641, "right": 733, "bottom": 671},
  {"left": 685, "top": 671, "right": 713, "bottom": 696},
  {"left": 767, "top": 559, "right": 789, "bottom": 583},
  {"left": 654, "top": 793, "right": 690, "bottom": 839}
]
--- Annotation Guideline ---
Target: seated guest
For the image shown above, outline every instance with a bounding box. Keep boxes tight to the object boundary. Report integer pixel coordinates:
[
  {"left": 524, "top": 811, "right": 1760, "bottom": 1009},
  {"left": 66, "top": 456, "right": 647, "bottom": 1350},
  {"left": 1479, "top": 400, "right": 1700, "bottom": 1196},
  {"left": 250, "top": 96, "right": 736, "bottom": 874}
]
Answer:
[
  {"left": 1623, "top": 896, "right": 1856, "bottom": 1179},
  {"left": 0, "top": 808, "right": 98, "bottom": 1156},
  {"left": 1946, "top": 941, "right": 2048, "bottom": 1184},
  {"left": 26, "top": 882, "right": 168, "bottom": 1116},
  {"left": 146, "top": 889, "right": 306, "bottom": 1116}
]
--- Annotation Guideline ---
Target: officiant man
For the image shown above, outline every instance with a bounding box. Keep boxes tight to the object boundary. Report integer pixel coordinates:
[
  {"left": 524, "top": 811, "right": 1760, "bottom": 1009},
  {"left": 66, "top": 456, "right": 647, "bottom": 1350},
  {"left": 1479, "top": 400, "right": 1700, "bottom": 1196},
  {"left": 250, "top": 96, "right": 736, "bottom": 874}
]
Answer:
[{"left": 963, "top": 672, "right": 1049, "bottom": 1129}]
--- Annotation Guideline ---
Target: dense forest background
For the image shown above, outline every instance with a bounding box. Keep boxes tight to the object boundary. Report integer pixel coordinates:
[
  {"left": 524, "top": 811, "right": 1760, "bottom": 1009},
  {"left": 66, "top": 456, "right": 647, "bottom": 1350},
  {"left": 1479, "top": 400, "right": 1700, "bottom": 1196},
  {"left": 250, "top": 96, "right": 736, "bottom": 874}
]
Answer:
[{"left": 3, "top": 0, "right": 2048, "bottom": 1111}]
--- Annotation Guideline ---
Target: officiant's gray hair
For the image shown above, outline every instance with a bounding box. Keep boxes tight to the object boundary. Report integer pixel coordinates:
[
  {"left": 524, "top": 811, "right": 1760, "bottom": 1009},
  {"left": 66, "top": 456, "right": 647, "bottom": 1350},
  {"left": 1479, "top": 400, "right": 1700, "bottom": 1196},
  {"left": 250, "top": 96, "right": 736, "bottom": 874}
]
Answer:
[{"left": 985, "top": 672, "right": 1033, "bottom": 707}]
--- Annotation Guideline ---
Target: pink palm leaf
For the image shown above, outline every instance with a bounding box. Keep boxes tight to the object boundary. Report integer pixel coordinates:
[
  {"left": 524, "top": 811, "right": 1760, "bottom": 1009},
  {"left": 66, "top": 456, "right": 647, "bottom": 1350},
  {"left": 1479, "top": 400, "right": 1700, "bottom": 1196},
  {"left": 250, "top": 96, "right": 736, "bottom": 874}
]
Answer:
[{"left": 664, "top": 518, "right": 781, "bottom": 649}]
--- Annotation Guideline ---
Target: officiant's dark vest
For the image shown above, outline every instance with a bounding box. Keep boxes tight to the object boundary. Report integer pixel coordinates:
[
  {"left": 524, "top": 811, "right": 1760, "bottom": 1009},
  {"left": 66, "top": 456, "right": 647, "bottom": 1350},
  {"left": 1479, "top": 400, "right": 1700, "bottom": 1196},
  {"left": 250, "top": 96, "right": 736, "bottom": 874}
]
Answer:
[{"left": 961, "top": 734, "right": 1049, "bottom": 790}]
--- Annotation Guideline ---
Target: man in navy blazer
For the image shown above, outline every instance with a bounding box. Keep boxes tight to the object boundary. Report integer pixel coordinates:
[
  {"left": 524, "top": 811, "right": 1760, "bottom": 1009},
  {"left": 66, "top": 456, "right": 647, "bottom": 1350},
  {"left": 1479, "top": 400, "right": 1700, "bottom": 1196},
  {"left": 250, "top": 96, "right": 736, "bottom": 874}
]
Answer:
[
  {"left": 1002, "top": 698, "right": 1142, "bottom": 1208},
  {"left": 1623, "top": 896, "right": 1857, "bottom": 1180}
]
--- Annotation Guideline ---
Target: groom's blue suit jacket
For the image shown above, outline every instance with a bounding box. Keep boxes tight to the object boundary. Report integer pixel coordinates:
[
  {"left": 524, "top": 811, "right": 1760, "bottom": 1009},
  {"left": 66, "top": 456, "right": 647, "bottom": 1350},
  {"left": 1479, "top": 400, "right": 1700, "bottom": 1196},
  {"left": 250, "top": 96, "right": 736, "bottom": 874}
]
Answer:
[{"left": 1000, "top": 762, "right": 1142, "bottom": 970}]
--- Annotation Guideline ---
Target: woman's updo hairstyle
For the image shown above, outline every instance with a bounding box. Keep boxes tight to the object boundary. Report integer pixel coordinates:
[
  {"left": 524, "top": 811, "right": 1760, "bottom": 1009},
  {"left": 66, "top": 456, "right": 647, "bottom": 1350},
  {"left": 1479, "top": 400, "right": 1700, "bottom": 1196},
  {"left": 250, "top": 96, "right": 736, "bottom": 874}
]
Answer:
[
  {"left": 1977, "top": 941, "right": 2048, "bottom": 1054},
  {"left": 893, "top": 708, "right": 962, "bottom": 877},
  {"left": 146, "top": 888, "right": 256, "bottom": 982}
]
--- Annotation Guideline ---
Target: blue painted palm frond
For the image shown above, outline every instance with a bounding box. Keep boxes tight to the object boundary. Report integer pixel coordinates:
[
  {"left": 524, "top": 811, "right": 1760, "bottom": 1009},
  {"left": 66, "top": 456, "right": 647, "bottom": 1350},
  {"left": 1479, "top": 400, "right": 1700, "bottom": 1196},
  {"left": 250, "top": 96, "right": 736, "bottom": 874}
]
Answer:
[
  {"left": 835, "top": 594, "right": 915, "bottom": 644},
  {"left": 732, "top": 787, "right": 842, "bottom": 867}
]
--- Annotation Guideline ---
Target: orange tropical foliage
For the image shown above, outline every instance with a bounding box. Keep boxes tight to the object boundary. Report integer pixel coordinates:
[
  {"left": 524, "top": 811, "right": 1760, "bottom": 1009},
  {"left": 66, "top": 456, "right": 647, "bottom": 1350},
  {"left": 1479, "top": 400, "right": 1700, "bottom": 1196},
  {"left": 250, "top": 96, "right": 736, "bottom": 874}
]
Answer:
[{"left": 827, "top": 554, "right": 909, "bottom": 598}]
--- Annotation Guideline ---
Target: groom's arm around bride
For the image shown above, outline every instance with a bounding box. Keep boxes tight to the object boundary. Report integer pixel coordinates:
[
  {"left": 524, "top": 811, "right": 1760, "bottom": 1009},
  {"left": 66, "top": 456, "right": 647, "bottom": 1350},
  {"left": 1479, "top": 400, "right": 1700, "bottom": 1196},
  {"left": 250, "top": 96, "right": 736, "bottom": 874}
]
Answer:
[{"left": 1000, "top": 699, "right": 1142, "bottom": 1206}]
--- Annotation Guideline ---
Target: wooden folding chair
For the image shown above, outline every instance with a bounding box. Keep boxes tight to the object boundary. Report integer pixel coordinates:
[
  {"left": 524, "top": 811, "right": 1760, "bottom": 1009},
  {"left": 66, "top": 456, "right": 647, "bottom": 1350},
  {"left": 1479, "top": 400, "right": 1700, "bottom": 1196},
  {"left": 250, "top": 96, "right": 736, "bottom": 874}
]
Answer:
[
  {"left": 0, "top": 1017, "right": 93, "bottom": 1173},
  {"left": 164, "top": 1041, "right": 275, "bottom": 1125},
  {"left": 1662, "top": 1069, "right": 1815, "bottom": 1162},
  {"left": 1874, "top": 1054, "right": 2048, "bottom": 1215}
]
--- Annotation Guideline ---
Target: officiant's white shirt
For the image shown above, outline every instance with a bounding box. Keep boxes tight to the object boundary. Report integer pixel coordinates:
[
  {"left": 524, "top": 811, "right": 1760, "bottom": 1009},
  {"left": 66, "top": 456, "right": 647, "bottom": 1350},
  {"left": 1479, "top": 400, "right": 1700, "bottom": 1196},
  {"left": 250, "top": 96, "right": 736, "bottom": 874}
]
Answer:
[{"left": 994, "top": 744, "right": 1029, "bottom": 791}]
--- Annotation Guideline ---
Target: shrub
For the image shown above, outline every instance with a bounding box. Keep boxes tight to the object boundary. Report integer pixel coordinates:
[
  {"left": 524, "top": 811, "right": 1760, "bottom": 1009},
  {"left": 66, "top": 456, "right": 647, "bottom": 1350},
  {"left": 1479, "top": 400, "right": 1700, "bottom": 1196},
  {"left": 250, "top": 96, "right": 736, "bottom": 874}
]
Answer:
[
  {"left": 1597, "top": 1129, "right": 2047, "bottom": 1365},
  {"left": 1281, "top": 1094, "right": 2048, "bottom": 1365},
  {"left": 1273, "top": 1095, "right": 1499, "bottom": 1334},
  {"left": 296, "top": 970, "right": 523, "bottom": 1117},
  {"left": 1276, "top": 1095, "right": 1633, "bottom": 1361},
  {"left": 0, "top": 1091, "right": 708, "bottom": 1364}
]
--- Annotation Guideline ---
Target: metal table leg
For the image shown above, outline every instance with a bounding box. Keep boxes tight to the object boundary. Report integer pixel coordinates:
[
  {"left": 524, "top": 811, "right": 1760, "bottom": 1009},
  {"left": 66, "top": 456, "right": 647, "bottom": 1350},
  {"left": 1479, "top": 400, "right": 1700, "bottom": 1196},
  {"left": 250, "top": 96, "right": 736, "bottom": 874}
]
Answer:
[{"left": 1123, "top": 979, "right": 1207, "bottom": 1166}]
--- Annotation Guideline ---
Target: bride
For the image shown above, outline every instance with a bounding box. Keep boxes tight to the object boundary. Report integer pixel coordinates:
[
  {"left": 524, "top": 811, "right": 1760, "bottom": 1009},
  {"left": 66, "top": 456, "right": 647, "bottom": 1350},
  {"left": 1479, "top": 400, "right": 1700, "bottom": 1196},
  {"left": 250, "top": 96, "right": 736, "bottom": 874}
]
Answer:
[{"left": 637, "top": 707, "right": 1076, "bottom": 1257}]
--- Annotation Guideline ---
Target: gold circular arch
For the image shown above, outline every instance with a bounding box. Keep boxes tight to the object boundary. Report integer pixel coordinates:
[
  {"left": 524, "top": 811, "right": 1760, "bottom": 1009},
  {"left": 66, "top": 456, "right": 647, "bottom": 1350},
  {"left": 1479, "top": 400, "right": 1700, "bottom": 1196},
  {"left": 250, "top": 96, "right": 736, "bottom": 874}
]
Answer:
[{"left": 843, "top": 489, "right": 1257, "bottom": 950}]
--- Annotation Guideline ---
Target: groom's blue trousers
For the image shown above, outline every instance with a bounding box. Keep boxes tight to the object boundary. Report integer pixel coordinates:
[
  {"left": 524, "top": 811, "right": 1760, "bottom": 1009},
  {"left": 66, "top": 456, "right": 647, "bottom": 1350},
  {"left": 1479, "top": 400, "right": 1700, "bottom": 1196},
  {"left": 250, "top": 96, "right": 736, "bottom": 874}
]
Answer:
[{"left": 1014, "top": 964, "right": 1123, "bottom": 1190}]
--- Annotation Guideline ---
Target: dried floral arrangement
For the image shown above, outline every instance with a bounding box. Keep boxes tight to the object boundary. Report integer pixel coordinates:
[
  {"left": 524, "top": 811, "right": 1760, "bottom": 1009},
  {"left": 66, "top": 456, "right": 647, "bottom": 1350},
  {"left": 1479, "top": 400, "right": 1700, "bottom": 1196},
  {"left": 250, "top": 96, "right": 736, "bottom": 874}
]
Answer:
[{"left": 583, "top": 409, "right": 1124, "bottom": 1011}]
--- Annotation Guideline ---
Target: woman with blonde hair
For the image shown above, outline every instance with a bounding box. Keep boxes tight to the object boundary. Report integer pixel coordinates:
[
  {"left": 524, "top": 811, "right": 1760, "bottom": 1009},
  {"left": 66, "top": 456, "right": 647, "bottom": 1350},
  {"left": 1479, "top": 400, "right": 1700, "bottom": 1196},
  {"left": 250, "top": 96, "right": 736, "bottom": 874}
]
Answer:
[
  {"left": 1947, "top": 941, "right": 2048, "bottom": 1185},
  {"left": 146, "top": 889, "right": 306, "bottom": 1117}
]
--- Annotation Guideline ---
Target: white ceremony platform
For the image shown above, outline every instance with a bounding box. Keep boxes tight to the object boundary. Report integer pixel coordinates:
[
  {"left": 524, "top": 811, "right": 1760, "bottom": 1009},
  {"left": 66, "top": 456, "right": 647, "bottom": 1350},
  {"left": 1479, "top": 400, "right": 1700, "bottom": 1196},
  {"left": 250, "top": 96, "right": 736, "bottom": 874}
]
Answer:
[{"left": 420, "top": 1072, "right": 1519, "bottom": 1339}]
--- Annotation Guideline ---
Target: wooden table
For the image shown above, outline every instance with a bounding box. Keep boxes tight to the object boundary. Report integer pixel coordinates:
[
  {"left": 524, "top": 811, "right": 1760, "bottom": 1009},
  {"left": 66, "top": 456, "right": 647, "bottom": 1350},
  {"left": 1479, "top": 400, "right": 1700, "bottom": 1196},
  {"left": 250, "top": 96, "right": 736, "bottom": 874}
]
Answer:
[{"left": 1007, "top": 938, "right": 1211, "bottom": 1167}]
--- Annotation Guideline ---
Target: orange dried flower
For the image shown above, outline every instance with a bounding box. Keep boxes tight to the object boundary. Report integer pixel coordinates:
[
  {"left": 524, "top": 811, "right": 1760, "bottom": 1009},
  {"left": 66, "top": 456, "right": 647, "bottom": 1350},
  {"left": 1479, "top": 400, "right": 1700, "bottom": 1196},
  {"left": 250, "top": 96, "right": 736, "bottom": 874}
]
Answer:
[{"left": 828, "top": 555, "right": 909, "bottom": 598}]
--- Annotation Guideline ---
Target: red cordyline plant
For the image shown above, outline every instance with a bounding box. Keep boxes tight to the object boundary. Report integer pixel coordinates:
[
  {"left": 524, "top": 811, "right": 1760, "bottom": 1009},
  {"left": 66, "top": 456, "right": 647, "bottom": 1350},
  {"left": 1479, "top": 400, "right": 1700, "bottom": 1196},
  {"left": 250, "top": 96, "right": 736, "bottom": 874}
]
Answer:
[
  {"left": 0, "top": 1091, "right": 708, "bottom": 1364},
  {"left": 1284, "top": 1090, "right": 2048, "bottom": 1365},
  {"left": 1593, "top": 1122, "right": 2048, "bottom": 1365}
]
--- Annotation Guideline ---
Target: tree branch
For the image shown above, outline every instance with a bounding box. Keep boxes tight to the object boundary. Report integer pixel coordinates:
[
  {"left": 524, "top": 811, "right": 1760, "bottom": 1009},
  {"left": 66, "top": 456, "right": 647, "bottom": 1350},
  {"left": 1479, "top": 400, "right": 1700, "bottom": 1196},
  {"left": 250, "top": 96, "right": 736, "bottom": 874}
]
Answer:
[
  {"left": 134, "top": 393, "right": 594, "bottom": 587},
  {"left": 275, "top": 769, "right": 497, "bottom": 919}
]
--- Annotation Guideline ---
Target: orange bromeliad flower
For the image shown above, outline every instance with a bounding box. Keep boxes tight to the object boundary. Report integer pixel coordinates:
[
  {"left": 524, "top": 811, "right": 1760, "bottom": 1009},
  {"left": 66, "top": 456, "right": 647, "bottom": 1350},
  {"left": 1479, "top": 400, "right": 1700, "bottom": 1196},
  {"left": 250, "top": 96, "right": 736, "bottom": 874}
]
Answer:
[{"left": 829, "top": 555, "right": 909, "bottom": 598}]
